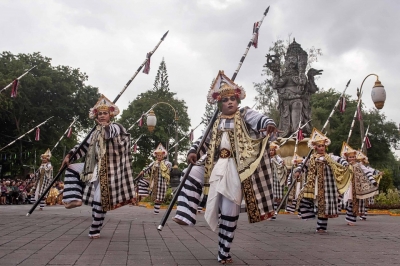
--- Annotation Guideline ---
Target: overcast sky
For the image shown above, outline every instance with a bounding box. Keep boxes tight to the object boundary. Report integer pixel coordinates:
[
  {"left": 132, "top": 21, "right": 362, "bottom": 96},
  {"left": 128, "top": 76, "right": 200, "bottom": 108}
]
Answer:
[{"left": 1, "top": 0, "right": 399, "bottom": 149}]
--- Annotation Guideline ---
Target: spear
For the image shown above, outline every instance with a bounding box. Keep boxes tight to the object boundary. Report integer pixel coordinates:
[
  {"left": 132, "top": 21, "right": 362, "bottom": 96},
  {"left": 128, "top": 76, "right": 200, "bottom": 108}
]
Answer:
[
  {"left": 158, "top": 7, "right": 270, "bottom": 231},
  {"left": 346, "top": 90, "right": 363, "bottom": 143},
  {"left": 360, "top": 125, "right": 370, "bottom": 151},
  {"left": 51, "top": 117, "right": 78, "bottom": 153},
  {"left": 277, "top": 119, "right": 311, "bottom": 148},
  {"left": 168, "top": 122, "right": 203, "bottom": 152},
  {"left": 275, "top": 79, "right": 351, "bottom": 215},
  {"left": 27, "top": 30, "right": 169, "bottom": 216},
  {"left": 0, "top": 65, "right": 37, "bottom": 94},
  {"left": 0, "top": 116, "right": 53, "bottom": 152}
]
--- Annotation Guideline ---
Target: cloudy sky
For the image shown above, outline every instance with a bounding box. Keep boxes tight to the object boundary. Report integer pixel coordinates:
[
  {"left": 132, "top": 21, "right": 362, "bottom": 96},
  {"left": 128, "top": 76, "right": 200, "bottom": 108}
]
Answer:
[{"left": 1, "top": 0, "right": 399, "bottom": 145}]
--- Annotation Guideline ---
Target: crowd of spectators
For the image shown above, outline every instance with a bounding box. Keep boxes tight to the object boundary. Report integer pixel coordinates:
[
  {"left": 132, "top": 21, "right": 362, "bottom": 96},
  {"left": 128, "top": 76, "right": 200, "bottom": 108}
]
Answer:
[{"left": 0, "top": 174, "right": 64, "bottom": 205}]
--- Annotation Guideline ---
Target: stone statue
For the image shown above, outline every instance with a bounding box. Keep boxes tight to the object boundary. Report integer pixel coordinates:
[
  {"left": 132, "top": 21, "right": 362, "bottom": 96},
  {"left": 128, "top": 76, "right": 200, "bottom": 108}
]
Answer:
[{"left": 265, "top": 39, "right": 322, "bottom": 138}]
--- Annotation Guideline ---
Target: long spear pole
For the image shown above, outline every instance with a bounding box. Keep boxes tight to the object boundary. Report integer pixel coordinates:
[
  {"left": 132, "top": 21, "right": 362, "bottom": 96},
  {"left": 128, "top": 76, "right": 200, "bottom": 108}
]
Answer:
[
  {"left": 51, "top": 117, "right": 78, "bottom": 153},
  {"left": 0, "top": 66, "right": 37, "bottom": 94},
  {"left": 277, "top": 119, "right": 311, "bottom": 148},
  {"left": 360, "top": 125, "right": 370, "bottom": 151},
  {"left": 158, "top": 7, "right": 270, "bottom": 231},
  {"left": 27, "top": 30, "right": 169, "bottom": 216},
  {"left": 346, "top": 91, "right": 363, "bottom": 143},
  {"left": 275, "top": 79, "right": 351, "bottom": 215},
  {"left": 0, "top": 116, "right": 53, "bottom": 152}
]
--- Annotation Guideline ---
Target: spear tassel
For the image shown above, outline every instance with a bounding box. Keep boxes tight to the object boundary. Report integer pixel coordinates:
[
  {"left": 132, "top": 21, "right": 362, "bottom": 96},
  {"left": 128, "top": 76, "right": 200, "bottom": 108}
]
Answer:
[
  {"left": 0, "top": 66, "right": 37, "bottom": 94},
  {"left": 275, "top": 79, "right": 351, "bottom": 215},
  {"left": 51, "top": 117, "right": 78, "bottom": 153},
  {"left": 168, "top": 122, "right": 203, "bottom": 152},
  {"left": 360, "top": 125, "right": 370, "bottom": 151},
  {"left": 26, "top": 30, "right": 169, "bottom": 216},
  {"left": 0, "top": 116, "right": 53, "bottom": 152},
  {"left": 158, "top": 7, "right": 270, "bottom": 231}
]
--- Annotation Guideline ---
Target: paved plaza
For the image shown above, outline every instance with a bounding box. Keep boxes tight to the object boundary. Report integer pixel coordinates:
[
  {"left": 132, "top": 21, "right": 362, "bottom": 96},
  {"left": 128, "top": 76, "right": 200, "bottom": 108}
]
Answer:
[{"left": 0, "top": 204, "right": 399, "bottom": 266}]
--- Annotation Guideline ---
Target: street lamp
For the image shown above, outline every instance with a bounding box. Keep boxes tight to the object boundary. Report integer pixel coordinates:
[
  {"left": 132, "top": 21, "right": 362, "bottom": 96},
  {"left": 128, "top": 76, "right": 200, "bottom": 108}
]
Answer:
[
  {"left": 145, "top": 102, "right": 179, "bottom": 164},
  {"left": 358, "top": 74, "right": 387, "bottom": 153}
]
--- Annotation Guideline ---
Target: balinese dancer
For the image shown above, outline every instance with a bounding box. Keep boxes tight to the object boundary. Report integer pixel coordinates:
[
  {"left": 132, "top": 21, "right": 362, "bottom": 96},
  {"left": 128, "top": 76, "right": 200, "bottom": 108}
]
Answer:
[
  {"left": 295, "top": 128, "right": 352, "bottom": 233},
  {"left": 139, "top": 143, "right": 172, "bottom": 214},
  {"left": 340, "top": 143, "right": 378, "bottom": 226},
  {"left": 35, "top": 149, "right": 53, "bottom": 210},
  {"left": 270, "top": 142, "right": 287, "bottom": 219},
  {"left": 61, "top": 95, "right": 135, "bottom": 239},
  {"left": 356, "top": 150, "right": 382, "bottom": 221},
  {"left": 285, "top": 153, "right": 304, "bottom": 216},
  {"left": 172, "top": 71, "right": 277, "bottom": 264}
]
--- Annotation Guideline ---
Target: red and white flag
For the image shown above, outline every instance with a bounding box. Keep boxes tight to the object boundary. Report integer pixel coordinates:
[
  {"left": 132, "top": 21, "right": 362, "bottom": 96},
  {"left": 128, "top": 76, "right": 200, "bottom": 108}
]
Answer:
[
  {"left": 143, "top": 52, "right": 152, "bottom": 74},
  {"left": 35, "top": 127, "right": 40, "bottom": 141},
  {"left": 11, "top": 79, "right": 19, "bottom": 98},
  {"left": 67, "top": 126, "right": 73, "bottom": 138},
  {"left": 357, "top": 105, "right": 362, "bottom": 121},
  {"left": 252, "top": 21, "right": 260, "bottom": 48},
  {"left": 138, "top": 115, "right": 143, "bottom": 127},
  {"left": 339, "top": 96, "right": 346, "bottom": 113},
  {"left": 297, "top": 128, "right": 304, "bottom": 141},
  {"left": 365, "top": 136, "right": 372, "bottom": 149},
  {"left": 133, "top": 143, "right": 137, "bottom": 153},
  {"left": 189, "top": 130, "right": 194, "bottom": 142}
]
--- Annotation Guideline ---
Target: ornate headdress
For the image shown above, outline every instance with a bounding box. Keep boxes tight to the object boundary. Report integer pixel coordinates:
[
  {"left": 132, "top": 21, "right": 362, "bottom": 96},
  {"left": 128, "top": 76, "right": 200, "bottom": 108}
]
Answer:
[
  {"left": 269, "top": 142, "right": 280, "bottom": 151},
  {"left": 308, "top": 128, "right": 331, "bottom": 148},
  {"left": 89, "top": 94, "right": 120, "bottom": 119},
  {"left": 285, "top": 39, "right": 308, "bottom": 70},
  {"left": 292, "top": 152, "right": 303, "bottom": 164},
  {"left": 152, "top": 143, "right": 167, "bottom": 158},
  {"left": 207, "top": 70, "right": 246, "bottom": 104},
  {"left": 340, "top": 142, "right": 357, "bottom": 158},
  {"left": 40, "top": 148, "right": 52, "bottom": 160},
  {"left": 356, "top": 150, "right": 369, "bottom": 164}
]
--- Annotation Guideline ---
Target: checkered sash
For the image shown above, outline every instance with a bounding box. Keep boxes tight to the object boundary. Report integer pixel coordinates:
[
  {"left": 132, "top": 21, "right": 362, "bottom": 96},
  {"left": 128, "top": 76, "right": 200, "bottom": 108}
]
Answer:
[{"left": 83, "top": 123, "right": 135, "bottom": 210}]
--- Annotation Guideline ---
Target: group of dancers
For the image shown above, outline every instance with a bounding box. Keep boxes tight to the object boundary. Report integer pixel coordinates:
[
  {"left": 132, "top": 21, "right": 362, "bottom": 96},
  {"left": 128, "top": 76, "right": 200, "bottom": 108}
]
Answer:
[{"left": 32, "top": 70, "right": 381, "bottom": 264}]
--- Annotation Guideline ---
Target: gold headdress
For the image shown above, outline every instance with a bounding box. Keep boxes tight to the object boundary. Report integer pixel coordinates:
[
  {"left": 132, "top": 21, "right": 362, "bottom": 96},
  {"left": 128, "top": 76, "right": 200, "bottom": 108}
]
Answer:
[
  {"left": 269, "top": 142, "right": 280, "bottom": 151},
  {"left": 152, "top": 143, "right": 167, "bottom": 158},
  {"left": 308, "top": 128, "right": 331, "bottom": 148},
  {"left": 89, "top": 94, "right": 120, "bottom": 119},
  {"left": 356, "top": 150, "right": 369, "bottom": 164},
  {"left": 207, "top": 70, "right": 246, "bottom": 104},
  {"left": 340, "top": 142, "right": 357, "bottom": 158},
  {"left": 40, "top": 148, "right": 52, "bottom": 160}
]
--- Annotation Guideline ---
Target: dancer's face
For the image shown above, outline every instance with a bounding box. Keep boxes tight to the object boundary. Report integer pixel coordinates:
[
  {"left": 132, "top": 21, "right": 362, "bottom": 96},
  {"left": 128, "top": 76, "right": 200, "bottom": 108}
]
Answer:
[
  {"left": 269, "top": 149, "right": 276, "bottom": 157},
  {"left": 347, "top": 155, "right": 356, "bottom": 164},
  {"left": 221, "top": 96, "right": 238, "bottom": 116},
  {"left": 97, "top": 111, "right": 111, "bottom": 124},
  {"left": 156, "top": 153, "right": 163, "bottom": 161},
  {"left": 315, "top": 144, "right": 326, "bottom": 154}
]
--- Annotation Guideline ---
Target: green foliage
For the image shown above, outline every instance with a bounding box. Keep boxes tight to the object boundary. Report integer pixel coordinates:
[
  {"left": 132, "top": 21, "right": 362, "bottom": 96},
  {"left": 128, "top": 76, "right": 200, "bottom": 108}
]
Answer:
[
  {"left": 378, "top": 169, "right": 395, "bottom": 193},
  {"left": 118, "top": 59, "right": 191, "bottom": 173},
  {"left": 374, "top": 188, "right": 400, "bottom": 207},
  {"left": 0, "top": 51, "right": 99, "bottom": 177}
]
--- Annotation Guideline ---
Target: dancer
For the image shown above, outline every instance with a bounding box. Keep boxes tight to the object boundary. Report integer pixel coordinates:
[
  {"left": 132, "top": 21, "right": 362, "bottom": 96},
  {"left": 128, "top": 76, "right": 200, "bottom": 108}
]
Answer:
[
  {"left": 295, "top": 128, "right": 351, "bottom": 233},
  {"left": 269, "top": 142, "right": 287, "bottom": 219},
  {"left": 285, "top": 153, "right": 304, "bottom": 216},
  {"left": 172, "top": 71, "right": 277, "bottom": 263},
  {"left": 139, "top": 143, "right": 172, "bottom": 214},
  {"left": 340, "top": 143, "right": 378, "bottom": 226},
  {"left": 61, "top": 95, "right": 135, "bottom": 239},
  {"left": 34, "top": 149, "right": 53, "bottom": 210}
]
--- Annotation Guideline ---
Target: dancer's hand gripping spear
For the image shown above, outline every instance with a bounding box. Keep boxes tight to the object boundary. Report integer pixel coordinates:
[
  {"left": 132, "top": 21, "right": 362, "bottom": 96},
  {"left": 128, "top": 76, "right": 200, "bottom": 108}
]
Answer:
[
  {"left": 26, "top": 30, "right": 169, "bottom": 216},
  {"left": 275, "top": 79, "right": 351, "bottom": 216},
  {"left": 157, "top": 7, "right": 271, "bottom": 231}
]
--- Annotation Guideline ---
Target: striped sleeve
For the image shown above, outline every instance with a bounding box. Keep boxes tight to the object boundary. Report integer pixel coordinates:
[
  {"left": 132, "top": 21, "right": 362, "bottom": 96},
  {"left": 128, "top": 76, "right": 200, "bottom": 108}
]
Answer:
[
  {"left": 360, "top": 164, "right": 377, "bottom": 183},
  {"left": 331, "top": 155, "right": 349, "bottom": 166},
  {"left": 104, "top": 123, "right": 121, "bottom": 139},
  {"left": 187, "top": 130, "right": 210, "bottom": 158},
  {"left": 242, "top": 107, "right": 276, "bottom": 132},
  {"left": 68, "top": 135, "right": 91, "bottom": 161}
]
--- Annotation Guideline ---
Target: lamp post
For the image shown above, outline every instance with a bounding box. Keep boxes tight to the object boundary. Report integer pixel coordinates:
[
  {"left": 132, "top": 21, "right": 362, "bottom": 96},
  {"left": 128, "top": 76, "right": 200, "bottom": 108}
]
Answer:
[
  {"left": 357, "top": 74, "right": 387, "bottom": 154},
  {"left": 145, "top": 102, "right": 179, "bottom": 165}
]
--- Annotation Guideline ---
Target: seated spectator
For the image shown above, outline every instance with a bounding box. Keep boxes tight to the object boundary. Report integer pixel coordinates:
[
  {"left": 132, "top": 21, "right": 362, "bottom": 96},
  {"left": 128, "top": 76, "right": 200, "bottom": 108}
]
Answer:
[{"left": 1, "top": 180, "right": 7, "bottom": 205}]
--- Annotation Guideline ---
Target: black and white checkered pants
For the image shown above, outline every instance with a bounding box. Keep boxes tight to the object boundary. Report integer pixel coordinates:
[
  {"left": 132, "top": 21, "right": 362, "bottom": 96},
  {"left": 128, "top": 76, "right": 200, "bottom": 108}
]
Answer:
[{"left": 174, "top": 165, "right": 204, "bottom": 226}]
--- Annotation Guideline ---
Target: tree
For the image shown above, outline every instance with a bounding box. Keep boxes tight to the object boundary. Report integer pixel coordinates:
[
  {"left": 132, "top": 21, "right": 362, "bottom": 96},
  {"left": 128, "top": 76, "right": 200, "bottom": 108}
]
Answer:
[
  {"left": 118, "top": 59, "right": 191, "bottom": 173},
  {"left": 254, "top": 36, "right": 322, "bottom": 122},
  {"left": 0, "top": 51, "right": 99, "bottom": 177}
]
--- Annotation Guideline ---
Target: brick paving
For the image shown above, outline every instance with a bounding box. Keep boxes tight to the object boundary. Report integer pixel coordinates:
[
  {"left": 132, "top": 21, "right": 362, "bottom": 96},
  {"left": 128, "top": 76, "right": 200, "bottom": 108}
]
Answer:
[{"left": 1, "top": 204, "right": 400, "bottom": 265}]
